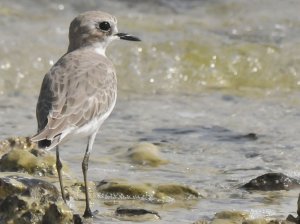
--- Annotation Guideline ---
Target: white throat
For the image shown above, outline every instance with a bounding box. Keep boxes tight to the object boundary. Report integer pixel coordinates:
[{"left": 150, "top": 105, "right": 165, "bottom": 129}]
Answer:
[
  {"left": 93, "top": 35, "right": 119, "bottom": 56},
  {"left": 93, "top": 42, "right": 107, "bottom": 56}
]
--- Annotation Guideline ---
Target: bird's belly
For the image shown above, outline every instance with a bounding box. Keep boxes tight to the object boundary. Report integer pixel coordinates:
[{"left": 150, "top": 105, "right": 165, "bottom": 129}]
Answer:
[{"left": 70, "top": 98, "right": 116, "bottom": 138}]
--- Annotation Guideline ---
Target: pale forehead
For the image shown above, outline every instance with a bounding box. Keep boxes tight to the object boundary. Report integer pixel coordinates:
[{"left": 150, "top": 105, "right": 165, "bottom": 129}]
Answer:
[{"left": 76, "top": 11, "right": 117, "bottom": 25}]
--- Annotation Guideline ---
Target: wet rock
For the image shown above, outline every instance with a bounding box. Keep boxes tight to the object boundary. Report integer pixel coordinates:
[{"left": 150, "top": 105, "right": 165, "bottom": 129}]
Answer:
[
  {"left": 0, "top": 136, "right": 35, "bottom": 157},
  {"left": 0, "top": 173, "right": 75, "bottom": 224},
  {"left": 194, "top": 211, "right": 292, "bottom": 224},
  {"left": 42, "top": 203, "right": 74, "bottom": 224},
  {"left": 156, "top": 184, "right": 200, "bottom": 199},
  {"left": 285, "top": 193, "right": 300, "bottom": 224},
  {"left": 234, "top": 133, "right": 258, "bottom": 140},
  {"left": 193, "top": 221, "right": 209, "bottom": 224},
  {"left": 115, "top": 206, "right": 160, "bottom": 221},
  {"left": 214, "top": 211, "right": 249, "bottom": 221},
  {"left": 127, "top": 142, "right": 168, "bottom": 167},
  {"left": 0, "top": 138, "right": 57, "bottom": 176},
  {"left": 242, "top": 219, "right": 269, "bottom": 224},
  {"left": 241, "top": 173, "right": 300, "bottom": 191},
  {"left": 97, "top": 179, "right": 200, "bottom": 203},
  {"left": 67, "top": 181, "right": 96, "bottom": 201},
  {"left": 0, "top": 173, "right": 59, "bottom": 201},
  {"left": 286, "top": 214, "right": 298, "bottom": 223},
  {"left": 97, "top": 179, "right": 155, "bottom": 199}
]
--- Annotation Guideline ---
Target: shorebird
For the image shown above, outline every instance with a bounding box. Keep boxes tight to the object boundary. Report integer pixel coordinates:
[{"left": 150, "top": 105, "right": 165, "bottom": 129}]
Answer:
[{"left": 31, "top": 11, "right": 140, "bottom": 218}]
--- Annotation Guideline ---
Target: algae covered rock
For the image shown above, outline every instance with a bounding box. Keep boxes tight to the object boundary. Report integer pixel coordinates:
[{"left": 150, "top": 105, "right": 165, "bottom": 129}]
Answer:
[
  {"left": 0, "top": 173, "right": 75, "bottom": 224},
  {"left": 97, "top": 179, "right": 155, "bottom": 199},
  {"left": 127, "top": 142, "right": 168, "bottom": 167},
  {"left": 0, "top": 137, "right": 57, "bottom": 176},
  {"left": 0, "top": 136, "right": 35, "bottom": 157},
  {"left": 42, "top": 203, "right": 74, "bottom": 224},
  {"left": 97, "top": 179, "right": 200, "bottom": 203},
  {"left": 156, "top": 184, "right": 200, "bottom": 199},
  {"left": 0, "top": 173, "right": 59, "bottom": 201},
  {"left": 241, "top": 173, "right": 300, "bottom": 191},
  {"left": 214, "top": 211, "right": 249, "bottom": 221}
]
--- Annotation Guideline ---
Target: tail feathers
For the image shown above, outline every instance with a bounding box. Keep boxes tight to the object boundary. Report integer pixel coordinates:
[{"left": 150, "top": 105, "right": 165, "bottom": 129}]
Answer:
[
  {"left": 31, "top": 131, "right": 62, "bottom": 150},
  {"left": 38, "top": 139, "right": 52, "bottom": 148}
]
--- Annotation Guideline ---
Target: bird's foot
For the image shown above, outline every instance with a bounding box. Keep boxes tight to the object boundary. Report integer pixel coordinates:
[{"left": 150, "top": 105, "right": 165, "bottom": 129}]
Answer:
[{"left": 83, "top": 208, "right": 98, "bottom": 218}]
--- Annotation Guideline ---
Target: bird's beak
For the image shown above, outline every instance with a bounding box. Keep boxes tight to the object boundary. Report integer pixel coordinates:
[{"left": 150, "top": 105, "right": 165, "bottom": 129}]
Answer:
[{"left": 115, "top": 33, "right": 141, "bottom": 41}]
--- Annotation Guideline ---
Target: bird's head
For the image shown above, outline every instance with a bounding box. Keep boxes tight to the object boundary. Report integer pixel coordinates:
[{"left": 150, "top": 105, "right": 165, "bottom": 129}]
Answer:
[{"left": 67, "top": 11, "right": 140, "bottom": 53}]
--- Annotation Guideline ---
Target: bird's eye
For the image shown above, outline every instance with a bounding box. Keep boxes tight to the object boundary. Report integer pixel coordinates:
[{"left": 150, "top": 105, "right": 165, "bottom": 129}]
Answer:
[{"left": 98, "top": 21, "right": 111, "bottom": 32}]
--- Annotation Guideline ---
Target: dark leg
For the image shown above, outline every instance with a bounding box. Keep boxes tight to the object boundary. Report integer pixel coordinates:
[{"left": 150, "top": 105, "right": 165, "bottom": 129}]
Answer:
[
  {"left": 56, "top": 146, "right": 67, "bottom": 203},
  {"left": 82, "top": 133, "right": 97, "bottom": 218}
]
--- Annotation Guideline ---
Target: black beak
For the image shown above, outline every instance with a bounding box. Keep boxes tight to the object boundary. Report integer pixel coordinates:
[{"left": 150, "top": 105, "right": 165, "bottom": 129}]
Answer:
[{"left": 115, "top": 33, "right": 141, "bottom": 41}]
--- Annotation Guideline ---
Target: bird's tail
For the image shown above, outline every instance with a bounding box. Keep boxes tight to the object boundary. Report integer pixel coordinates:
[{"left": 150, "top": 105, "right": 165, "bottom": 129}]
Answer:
[{"left": 31, "top": 131, "right": 62, "bottom": 150}]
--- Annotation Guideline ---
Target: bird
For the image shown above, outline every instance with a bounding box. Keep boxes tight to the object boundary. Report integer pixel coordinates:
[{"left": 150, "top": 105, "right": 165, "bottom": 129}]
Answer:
[{"left": 31, "top": 10, "right": 140, "bottom": 218}]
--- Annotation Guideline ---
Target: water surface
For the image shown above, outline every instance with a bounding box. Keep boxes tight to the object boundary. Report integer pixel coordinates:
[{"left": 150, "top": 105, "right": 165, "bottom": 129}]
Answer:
[{"left": 1, "top": 0, "right": 300, "bottom": 223}]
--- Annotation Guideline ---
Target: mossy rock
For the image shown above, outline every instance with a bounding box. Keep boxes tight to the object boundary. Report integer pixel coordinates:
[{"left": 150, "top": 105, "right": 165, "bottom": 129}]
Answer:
[
  {"left": 97, "top": 179, "right": 155, "bottom": 199},
  {"left": 0, "top": 137, "right": 57, "bottom": 176},
  {"left": 0, "top": 173, "right": 74, "bottom": 224},
  {"left": 156, "top": 184, "right": 200, "bottom": 199},
  {"left": 97, "top": 179, "right": 200, "bottom": 203},
  {"left": 127, "top": 142, "right": 168, "bottom": 167},
  {"left": 214, "top": 211, "right": 249, "bottom": 221},
  {"left": 0, "top": 136, "right": 35, "bottom": 157},
  {"left": 0, "top": 173, "right": 59, "bottom": 202}
]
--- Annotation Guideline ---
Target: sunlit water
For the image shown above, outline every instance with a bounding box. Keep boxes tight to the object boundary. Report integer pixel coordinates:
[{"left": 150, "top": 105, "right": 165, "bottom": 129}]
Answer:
[{"left": 1, "top": 0, "right": 300, "bottom": 223}]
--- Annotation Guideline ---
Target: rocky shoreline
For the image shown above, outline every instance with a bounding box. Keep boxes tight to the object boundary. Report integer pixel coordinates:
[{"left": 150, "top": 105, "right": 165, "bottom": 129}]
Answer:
[{"left": 0, "top": 137, "right": 300, "bottom": 224}]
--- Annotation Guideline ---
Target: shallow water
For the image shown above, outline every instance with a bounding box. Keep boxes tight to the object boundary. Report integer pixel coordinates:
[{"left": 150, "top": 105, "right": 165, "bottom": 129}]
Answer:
[{"left": 1, "top": 0, "right": 300, "bottom": 223}]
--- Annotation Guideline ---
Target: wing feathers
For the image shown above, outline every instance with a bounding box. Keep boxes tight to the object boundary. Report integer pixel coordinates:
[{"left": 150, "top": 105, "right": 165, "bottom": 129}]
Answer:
[{"left": 31, "top": 49, "right": 117, "bottom": 147}]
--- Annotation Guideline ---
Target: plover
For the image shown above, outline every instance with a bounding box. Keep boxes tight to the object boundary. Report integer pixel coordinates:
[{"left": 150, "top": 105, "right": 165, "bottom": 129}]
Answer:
[{"left": 31, "top": 11, "right": 140, "bottom": 218}]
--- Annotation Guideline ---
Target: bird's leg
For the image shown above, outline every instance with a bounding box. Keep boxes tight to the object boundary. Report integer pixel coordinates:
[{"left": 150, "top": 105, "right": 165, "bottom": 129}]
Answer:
[
  {"left": 82, "top": 132, "right": 97, "bottom": 218},
  {"left": 56, "top": 145, "right": 67, "bottom": 203},
  {"left": 82, "top": 148, "right": 92, "bottom": 218}
]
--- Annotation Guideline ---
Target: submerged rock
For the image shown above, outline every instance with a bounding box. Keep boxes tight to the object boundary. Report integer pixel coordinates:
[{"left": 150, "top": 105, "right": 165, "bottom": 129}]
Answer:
[
  {"left": 127, "top": 142, "right": 168, "bottom": 167},
  {"left": 0, "top": 137, "right": 58, "bottom": 176},
  {"left": 97, "top": 179, "right": 200, "bottom": 203},
  {"left": 241, "top": 173, "right": 300, "bottom": 191},
  {"left": 115, "top": 206, "right": 160, "bottom": 221}
]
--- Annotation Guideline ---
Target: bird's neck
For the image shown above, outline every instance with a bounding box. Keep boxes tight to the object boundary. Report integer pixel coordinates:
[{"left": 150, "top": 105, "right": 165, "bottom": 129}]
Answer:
[{"left": 67, "top": 42, "right": 107, "bottom": 56}]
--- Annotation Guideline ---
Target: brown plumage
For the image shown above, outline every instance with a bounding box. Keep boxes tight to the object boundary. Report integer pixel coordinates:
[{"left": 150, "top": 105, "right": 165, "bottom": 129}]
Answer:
[{"left": 30, "top": 10, "right": 140, "bottom": 218}]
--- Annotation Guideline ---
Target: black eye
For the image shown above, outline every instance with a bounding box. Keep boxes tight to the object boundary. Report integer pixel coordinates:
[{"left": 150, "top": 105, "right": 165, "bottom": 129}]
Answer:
[{"left": 98, "top": 21, "right": 111, "bottom": 31}]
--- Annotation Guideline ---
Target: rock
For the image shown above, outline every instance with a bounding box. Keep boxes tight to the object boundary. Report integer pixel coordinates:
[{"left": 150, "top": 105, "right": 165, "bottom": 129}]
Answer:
[
  {"left": 285, "top": 193, "right": 300, "bottom": 223},
  {"left": 0, "top": 139, "right": 58, "bottom": 176},
  {"left": 0, "top": 173, "right": 59, "bottom": 201},
  {"left": 97, "top": 179, "right": 155, "bottom": 199},
  {"left": 0, "top": 136, "right": 35, "bottom": 157},
  {"left": 42, "top": 203, "right": 74, "bottom": 224},
  {"left": 214, "top": 211, "right": 249, "bottom": 221},
  {"left": 115, "top": 207, "right": 160, "bottom": 221},
  {"left": 97, "top": 179, "right": 200, "bottom": 203},
  {"left": 193, "top": 220, "right": 210, "bottom": 224},
  {"left": 242, "top": 219, "right": 269, "bottom": 224},
  {"left": 127, "top": 142, "right": 168, "bottom": 167},
  {"left": 241, "top": 173, "right": 300, "bottom": 191},
  {"left": 156, "top": 184, "right": 200, "bottom": 199},
  {"left": 0, "top": 173, "right": 75, "bottom": 224}
]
